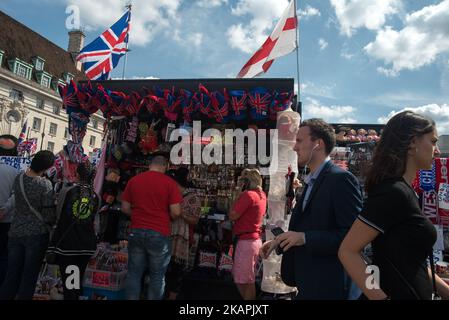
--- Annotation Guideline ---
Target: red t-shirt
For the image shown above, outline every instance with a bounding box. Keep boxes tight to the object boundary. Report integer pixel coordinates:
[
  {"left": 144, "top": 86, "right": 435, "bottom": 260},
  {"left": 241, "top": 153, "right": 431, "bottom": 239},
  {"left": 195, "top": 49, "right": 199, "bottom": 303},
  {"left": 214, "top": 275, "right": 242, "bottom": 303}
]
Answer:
[
  {"left": 232, "top": 189, "right": 267, "bottom": 240},
  {"left": 121, "top": 171, "right": 182, "bottom": 236}
]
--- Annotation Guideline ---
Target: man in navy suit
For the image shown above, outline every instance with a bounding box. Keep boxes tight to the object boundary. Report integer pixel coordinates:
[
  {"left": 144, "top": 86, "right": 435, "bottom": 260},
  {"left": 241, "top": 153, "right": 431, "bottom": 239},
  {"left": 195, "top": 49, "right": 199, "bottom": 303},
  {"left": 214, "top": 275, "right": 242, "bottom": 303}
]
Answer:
[{"left": 260, "top": 119, "right": 363, "bottom": 300}]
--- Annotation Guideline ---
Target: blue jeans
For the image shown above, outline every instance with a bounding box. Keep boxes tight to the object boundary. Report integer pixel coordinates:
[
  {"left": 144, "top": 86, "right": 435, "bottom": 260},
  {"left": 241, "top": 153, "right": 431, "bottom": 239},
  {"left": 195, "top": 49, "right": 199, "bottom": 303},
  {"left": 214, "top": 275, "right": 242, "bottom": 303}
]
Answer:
[
  {"left": 0, "top": 233, "right": 49, "bottom": 300},
  {"left": 125, "top": 229, "right": 171, "bottom": 300}
]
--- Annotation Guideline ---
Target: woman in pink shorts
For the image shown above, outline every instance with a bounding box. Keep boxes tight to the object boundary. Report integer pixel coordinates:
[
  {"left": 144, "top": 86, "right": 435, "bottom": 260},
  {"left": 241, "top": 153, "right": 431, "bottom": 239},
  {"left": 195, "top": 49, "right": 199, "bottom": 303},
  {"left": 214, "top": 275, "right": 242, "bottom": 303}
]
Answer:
[{"left": 229, "top": 169, "right": 266, "bottom": 300}]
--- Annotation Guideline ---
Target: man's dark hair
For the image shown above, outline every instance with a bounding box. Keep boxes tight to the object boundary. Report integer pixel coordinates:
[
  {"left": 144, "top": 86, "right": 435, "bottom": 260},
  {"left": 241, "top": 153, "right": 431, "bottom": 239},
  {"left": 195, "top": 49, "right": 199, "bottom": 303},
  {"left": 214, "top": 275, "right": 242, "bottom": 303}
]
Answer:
[
  {"left": 300, "top": 119, "right": 336, "bottom": 155},
  {"left": 0, "top": 134, "right": 18, "bottom": 156},
  {"left": 77, "top": 161, "right": 94, "bottom": 183},
  {"left": 30, "top": 150, "right": 55, "bottom": 173},
  {"left": 150, "top": 155, "right": 168, "bottom": 167}
]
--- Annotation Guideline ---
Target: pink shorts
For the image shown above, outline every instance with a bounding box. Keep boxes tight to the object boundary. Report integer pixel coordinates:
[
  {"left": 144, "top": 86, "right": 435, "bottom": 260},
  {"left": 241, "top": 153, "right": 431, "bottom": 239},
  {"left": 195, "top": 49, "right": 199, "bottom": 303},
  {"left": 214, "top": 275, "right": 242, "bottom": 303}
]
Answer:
[{"left": 232, "top": 238, "right": 262, "bottom": 284}]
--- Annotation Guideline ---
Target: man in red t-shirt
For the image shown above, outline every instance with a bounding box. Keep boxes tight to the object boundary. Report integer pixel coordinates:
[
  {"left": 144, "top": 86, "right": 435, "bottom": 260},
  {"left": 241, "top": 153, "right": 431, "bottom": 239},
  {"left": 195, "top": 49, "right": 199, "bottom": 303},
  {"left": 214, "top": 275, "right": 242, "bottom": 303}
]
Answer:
[{"left": 121, "top": 155, "right": 182, "bottom": 300}]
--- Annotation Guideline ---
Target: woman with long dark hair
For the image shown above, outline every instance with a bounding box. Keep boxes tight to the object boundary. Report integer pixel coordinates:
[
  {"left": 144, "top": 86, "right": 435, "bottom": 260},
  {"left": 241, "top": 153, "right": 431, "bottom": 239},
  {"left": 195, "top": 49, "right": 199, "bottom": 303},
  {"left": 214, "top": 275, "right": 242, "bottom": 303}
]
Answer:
[{"left": 338, "top": 111, "right": 449, "bottom": 300}]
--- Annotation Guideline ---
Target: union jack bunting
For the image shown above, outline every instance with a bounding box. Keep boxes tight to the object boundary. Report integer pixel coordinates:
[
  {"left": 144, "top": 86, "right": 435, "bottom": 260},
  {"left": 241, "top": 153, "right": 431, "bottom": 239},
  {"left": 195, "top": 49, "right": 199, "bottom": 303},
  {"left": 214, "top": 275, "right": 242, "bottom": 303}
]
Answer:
[
  {"left": 248, "top": 88, "right": 272, "bottom": 120},
  {"left": 76, "top": 10, "right": 131, "bottom": 80},
  {"left": 210, "top": 90, "right": 230, "bottom": 123},
  {"left": 229, "top": 90, "right": 247, "bottom": 121},
  {"left": 58, "top": 80, "right": 79, "bottom": 113}
]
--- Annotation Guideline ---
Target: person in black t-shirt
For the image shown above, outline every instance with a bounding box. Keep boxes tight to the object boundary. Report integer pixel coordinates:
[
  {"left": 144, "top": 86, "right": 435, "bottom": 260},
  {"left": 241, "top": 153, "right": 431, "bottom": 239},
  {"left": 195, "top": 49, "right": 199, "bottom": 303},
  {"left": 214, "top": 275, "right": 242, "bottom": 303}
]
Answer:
[
  {"left": 47, "top": 161, "right": 99, "bottom": 300},
  {"left": 339, "top": 111, "right": 449, "bottom": 300}
]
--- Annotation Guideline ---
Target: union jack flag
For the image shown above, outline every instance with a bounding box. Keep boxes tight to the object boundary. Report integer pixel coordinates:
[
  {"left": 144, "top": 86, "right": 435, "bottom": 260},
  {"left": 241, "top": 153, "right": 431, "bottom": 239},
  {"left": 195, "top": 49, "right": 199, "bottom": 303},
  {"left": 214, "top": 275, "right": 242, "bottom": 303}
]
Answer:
[
  {"left": 248, "top": 88, "right": 271, "bottom": 120},
  {"left": 17, "top": 119, "right": 28, "bottom": 145},
  {"left": 17, "top": 138, "right": 37, "bottom": 156},
  {"left": 229, "top": 90, "right": 247, "bottom": 119},
  {"left": 76, "top": 10, "right": 131, "bottom": 80}
]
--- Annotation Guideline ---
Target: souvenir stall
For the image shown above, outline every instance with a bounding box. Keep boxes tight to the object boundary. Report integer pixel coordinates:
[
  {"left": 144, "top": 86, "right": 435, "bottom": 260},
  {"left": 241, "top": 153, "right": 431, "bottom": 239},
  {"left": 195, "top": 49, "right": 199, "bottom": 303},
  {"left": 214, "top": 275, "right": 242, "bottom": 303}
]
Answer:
[
  {"left": 56, "top": 78, "right": 297, "bottom": 299},
  {"left": 330, "top": 124, "right": 383, "bottom": 191},
  {"left": 414, "top": 158, "right": 449, "bottom": 282}
]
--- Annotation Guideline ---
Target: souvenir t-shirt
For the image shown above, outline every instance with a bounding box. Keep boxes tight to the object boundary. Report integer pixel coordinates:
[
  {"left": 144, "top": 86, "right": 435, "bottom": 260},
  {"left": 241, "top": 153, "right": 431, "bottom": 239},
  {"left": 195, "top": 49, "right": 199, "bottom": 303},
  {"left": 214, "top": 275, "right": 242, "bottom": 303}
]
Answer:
[
  {"left": 122, "top": 171, "right": 182, "bottom": 236},
  {"left": 232, "top": 189, "right": 267, "bottom": 240},
  {"left": 358, "top": 177, "right": 437, "bottom": 300},
  {"left": 47, "top": 185, "right": 98, "bottom": 256}
]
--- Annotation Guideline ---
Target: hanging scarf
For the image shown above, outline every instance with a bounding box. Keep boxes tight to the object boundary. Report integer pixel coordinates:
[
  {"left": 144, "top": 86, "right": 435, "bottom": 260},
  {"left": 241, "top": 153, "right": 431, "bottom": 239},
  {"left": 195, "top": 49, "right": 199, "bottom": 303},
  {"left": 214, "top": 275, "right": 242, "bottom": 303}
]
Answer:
[
  {"left": 65, "top": 141, "right": 84, "bottom": 164},
  {"left": 171, "top": 193, "right": 201, "bottom": 267}
]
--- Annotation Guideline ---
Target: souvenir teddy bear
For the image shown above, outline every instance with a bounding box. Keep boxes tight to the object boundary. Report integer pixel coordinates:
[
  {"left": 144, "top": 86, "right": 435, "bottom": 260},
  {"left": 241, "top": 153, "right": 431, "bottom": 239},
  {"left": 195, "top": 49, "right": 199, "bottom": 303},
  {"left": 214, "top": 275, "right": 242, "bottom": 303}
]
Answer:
[
  {"left": 357, "top": 129, "right": 367, "bottom": 142},
  {"left": 367, "top": 129, "right": 380, "bottom": 142}
]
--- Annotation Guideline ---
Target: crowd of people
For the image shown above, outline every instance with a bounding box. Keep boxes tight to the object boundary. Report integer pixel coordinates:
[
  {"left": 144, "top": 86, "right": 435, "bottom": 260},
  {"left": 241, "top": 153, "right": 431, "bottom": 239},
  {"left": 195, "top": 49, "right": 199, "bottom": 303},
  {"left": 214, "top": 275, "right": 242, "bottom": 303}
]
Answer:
[{"left": 0, "top": 110, "right": 448, "bottom": 300}]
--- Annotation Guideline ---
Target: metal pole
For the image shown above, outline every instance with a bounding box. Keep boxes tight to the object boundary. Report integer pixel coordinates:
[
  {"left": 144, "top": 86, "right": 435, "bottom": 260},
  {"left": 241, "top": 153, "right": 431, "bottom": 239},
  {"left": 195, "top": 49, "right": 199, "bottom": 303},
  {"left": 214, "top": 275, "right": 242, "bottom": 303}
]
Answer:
[
  {"left": 294, "top": 0, "right": 301, "bottom": 112},
  {"left": 40, "top": 117, "right": 46, "bottom": 150},
  {"left": 122, "top": 4, "right": 132, "bottom": 80}
]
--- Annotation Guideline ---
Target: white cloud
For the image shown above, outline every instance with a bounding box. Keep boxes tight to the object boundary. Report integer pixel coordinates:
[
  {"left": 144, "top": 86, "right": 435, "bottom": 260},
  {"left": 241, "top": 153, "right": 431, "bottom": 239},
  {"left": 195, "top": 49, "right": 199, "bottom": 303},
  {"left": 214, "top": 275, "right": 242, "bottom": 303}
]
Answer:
[
  {"left": 196, "top": 0, "right": 228, "bottom": 8},
  {"left": 294, "top": 82, "right": 308, "bottom": 94},
  {"left": 303, "top": 98, "right": 358, "bottom": 123},
  {"left": 65, "top": 0, "right": 182, "bottom": 46},
  {"left": 298, "top": 5, "right": 321, "bottom": 19},
  {"left": 339, "top": 117, "right": 357, "bottom": 123},
  {"left": 226, "top": 0, "right": 290, "bottom": 53},
  {"left": 377, "top": 104, "right": 449, "bottom": 134},
  {"left": 341, "top": 52, "right": 354, "bottom": 60},
  {"left": 330, "top": 0, "right": 401, "bottom": 37},
  {"left": 376, "top": 66, "right": 398, "bottom": 77},
  {"left": 188, "top": 33, "right": 204, "bottom": 47},
  {"left": 365, "top": 0, "right": 449, "bottom": 75},
  {"left": 173, "top": 30, "right": 204, "bottom": 48},
  {"left": 301, "top": 81, "right": 336, "bottom": 99},
  {"left": 318, "top": 38, "right": 328, "bottom": 50},
  {"left": 112, "top": 76, "right": 159, "bottom": 80}
]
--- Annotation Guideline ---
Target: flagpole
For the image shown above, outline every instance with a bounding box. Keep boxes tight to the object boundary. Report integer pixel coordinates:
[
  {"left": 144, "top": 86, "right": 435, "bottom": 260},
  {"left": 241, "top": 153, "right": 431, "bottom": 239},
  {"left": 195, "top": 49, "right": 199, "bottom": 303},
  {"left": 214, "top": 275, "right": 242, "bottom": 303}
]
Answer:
[
  {"left": 122, "top": 4, "right": 132, "bottom": 80},
  {"left": 294, "top": 0, "right": 301, "bottom": 114},
  {"left": 40, "top": 117, "right": 47, "bottom": 151}
]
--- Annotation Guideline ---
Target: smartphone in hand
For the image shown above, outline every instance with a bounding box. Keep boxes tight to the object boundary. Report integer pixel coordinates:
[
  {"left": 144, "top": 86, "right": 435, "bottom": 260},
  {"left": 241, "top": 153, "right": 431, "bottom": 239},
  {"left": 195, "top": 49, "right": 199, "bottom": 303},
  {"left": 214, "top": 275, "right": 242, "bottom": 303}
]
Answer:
[{"left": 270, "top": 227, "right": 285, "bottom": 255}]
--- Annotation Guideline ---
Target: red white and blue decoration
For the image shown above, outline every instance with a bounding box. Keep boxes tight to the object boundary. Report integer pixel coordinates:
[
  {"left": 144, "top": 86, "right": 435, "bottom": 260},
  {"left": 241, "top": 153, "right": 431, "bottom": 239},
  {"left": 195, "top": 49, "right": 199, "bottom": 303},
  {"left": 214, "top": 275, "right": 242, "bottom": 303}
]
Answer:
[{"left": 76, "top": 10, "right": 131, "bottom": 80}]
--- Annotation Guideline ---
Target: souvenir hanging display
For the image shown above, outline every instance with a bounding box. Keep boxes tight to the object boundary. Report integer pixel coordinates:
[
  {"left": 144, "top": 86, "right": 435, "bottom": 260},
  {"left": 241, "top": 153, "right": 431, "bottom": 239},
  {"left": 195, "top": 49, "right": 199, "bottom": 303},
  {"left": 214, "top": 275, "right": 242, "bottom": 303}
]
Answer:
[
  {"left": 58, "top": 81, "right": 294, "bottom": 126},
  {"left": 56, "top": 79, "right": 296, "bottom": 299}
]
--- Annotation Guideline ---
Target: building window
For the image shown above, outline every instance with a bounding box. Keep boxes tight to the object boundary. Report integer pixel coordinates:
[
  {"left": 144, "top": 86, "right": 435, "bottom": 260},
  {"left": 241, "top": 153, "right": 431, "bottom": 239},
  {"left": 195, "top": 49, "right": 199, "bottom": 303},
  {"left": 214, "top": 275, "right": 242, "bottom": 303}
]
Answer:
[
  {"left": 63, "top": 72, "right": 74, "bottom": 83},
  {"left": 0, "top": 50, "right": 4, "bottom": 67},
  {"left": 53, "top": 104, "right": 61, "bottom": 115},
  {"left": 32, "top": 118, "right": 42, "bottom": 131},
  {"left": 47, "top": 141, "right": 54, "bottom": 152},
  {"left": 8, "top": 59, "right": 32, "bottom": 80},
  {"left": 64, "top": 127, "right": 69, "bottom": 139},
  {"left": 92, "top": 119, "right": 98, "bottom": 129},
  {"left": 49, "top": 123, "right": 57, "bottom": 136},
  {"left": 34, "top": 59, "right": 44, "bottom": 71},
  {"left": 36, "top": 98, "right": 45, "bottom": 110},
  {"left": 9, "top": 89, "right": 24, "bottom": 101},
  {"left": 36, "top": 60, "right": 43, "bottom": 71},
  {"left": 89, "top": 135, "right": 96, "bottom": 147},
  {"left": 41, "top": 76, "right": 50, "bottom": 88},
  {"left": 16, "top": 64, "right": 29, "bottom": 78}
]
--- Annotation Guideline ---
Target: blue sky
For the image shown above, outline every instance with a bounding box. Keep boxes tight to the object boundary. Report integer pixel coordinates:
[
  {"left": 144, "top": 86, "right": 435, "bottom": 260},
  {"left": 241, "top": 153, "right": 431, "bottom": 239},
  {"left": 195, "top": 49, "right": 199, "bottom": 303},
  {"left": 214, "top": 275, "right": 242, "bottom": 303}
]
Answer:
[{"left": 1, "top": 0, "right": 449, "bottom": 134}]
